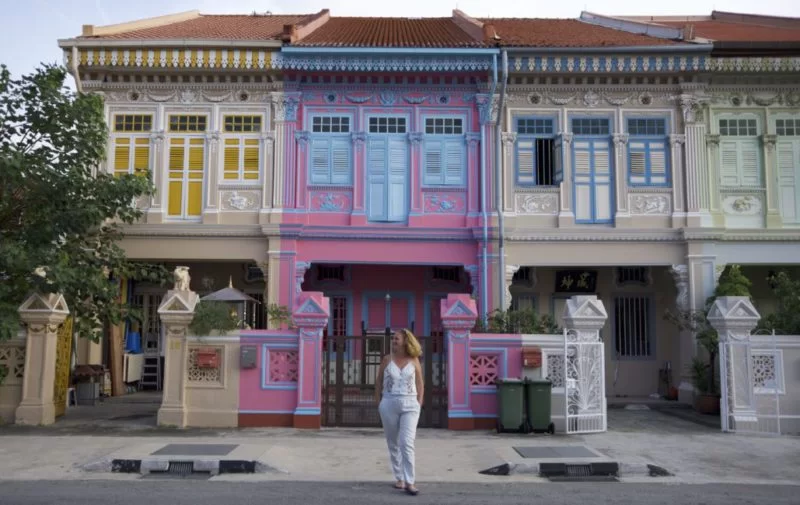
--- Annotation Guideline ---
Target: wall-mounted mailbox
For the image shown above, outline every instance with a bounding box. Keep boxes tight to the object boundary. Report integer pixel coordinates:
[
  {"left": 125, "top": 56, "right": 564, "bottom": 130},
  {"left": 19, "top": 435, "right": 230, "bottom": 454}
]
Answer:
[
  {"left": 196, "top": 348, "right": 220, "bottom": 369},
  {"left": 522, "top": 347, "right": 542, "bottom": 368},
  {"left": 240, "top": 345, "right": 257, "bottom": 369}
]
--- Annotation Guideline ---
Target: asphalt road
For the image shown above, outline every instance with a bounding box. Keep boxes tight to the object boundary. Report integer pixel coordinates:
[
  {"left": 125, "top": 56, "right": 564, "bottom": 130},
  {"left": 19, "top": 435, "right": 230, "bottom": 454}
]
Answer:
[{"left": 1, "top": 481, "right": 798, "bottom": 505}]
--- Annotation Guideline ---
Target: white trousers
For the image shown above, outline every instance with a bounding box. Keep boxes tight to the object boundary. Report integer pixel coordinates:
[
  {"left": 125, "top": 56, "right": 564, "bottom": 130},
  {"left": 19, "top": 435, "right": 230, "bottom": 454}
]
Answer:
[{"left": 378, "top": 395, "right": 420, "bottom": 485}]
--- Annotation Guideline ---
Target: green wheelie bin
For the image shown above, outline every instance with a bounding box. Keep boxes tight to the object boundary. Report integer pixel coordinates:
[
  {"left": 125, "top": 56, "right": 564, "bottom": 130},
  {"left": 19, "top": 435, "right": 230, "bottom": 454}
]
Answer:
[
  {"left": 524, "top": 379, "right": 555, "bottom": 434},
  {"left": 495, "top": 378, "right": 526, "bottom": 433}
]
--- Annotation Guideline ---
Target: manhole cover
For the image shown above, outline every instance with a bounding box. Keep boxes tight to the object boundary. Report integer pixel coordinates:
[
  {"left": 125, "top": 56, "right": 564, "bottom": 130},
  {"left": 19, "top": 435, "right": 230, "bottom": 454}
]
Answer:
[
  {"left": 151, "top": 444, "right": 238, "bottom": 456},
  {"left": 514, "top": 446, "right": 598, "bottom": 459}
]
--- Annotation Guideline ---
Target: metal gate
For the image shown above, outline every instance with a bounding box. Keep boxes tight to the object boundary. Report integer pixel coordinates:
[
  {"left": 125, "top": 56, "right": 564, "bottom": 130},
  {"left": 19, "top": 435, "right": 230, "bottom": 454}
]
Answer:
[
  {"left": 322, "top": 330, "right": 447, "bottom": 428},
  {"left": 564, "top": 328, "right": 606, "bottom": 434},
  {"left": 53, "top": 316, "right": 73, "bottom": 418}
]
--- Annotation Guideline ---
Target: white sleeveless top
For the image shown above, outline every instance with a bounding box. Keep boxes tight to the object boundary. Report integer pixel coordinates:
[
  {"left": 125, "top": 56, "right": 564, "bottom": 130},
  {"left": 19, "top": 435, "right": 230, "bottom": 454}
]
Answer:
[{"left": 382, "top": 360, "right": 417, "bottom": 396}]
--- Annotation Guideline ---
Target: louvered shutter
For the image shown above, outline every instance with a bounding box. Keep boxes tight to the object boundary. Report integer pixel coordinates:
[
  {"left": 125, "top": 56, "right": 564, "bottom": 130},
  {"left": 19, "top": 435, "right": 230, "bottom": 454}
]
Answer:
[
  {"left": 592, "top": 142, "right": 612, "bottom": 222},
  {"left": 309, "top": 138, "right": 331, "bottom": 184},
  {"left": 133, "top": 138, "right": 150, "bottom": 177},
  {"left": 739, "top": 139, "right": 760, "bottom": 186},
  {"left": 628, "top": 141, "right": 647, "bottom": 185},
  {"left": 387, "top": 137, "right": 408, "bottom": 221},
  {"left": 187, "top": 138, "right": 205, "bottom": 216},
  {"left": 423, "top": 139, "right": 444, "bottom": 185},
  {"left": 223, "top": 138, "right": 239, "bottom": 180},
  {"left": 243, "top": 139, "right": 260, "bottom": 181},
  {"left": 573, "top": 141, "right": 592, "bottom": 222},
  {"left": 168, "top": 138, "right": 185, "bottom": 216},
  {"left": 444, "top": 138, "right": 464, "bottom": 185},
  {"left": 777, "top": 140, "right": 798, "bottom": 223},
  {"left": 719, "top": 140, "right": 741, "bottom": 186},
  {"left": 516, "top": 139, "right": 535, "bottom": 184},
  {"left": 648, "top": 141, "right": 667, "bottom": 185},
  {"left": 367, "top": 138, "right": 387, "bottom": 221},
  {"left": 113, "top": 138, "right": 131, "bottom": 177},
  {"left": 330, "top": 138, "right": 351, "bottom": 184}
]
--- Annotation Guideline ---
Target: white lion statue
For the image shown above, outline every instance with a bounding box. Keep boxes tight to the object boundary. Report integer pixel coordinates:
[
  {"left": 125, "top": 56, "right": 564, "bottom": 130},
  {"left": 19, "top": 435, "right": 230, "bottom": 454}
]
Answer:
[{"left": 173, "top": 266, "right": 191, "bottom": 292}]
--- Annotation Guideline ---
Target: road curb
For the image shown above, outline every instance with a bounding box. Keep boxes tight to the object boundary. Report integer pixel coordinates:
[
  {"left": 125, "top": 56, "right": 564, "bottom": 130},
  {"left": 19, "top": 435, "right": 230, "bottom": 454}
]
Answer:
[{"left": 480, "top": 460, "right": 674, "bottom": 479}]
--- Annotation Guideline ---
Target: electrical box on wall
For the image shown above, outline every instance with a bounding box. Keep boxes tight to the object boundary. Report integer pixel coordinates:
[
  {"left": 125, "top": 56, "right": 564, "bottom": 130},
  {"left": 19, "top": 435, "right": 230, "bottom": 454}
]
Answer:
[
  {"left": 522, "top": 347, "right": 542, "bottom": 368},
  {"left": 240, "top": 345, "right": 257, "bottom": 369}
]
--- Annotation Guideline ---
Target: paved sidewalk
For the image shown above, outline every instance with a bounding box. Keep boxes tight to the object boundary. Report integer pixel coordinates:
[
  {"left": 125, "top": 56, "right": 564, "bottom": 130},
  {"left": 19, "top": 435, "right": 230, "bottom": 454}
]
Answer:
[{"left": 0, "top": 409, "right": 798, "bottom": 485}]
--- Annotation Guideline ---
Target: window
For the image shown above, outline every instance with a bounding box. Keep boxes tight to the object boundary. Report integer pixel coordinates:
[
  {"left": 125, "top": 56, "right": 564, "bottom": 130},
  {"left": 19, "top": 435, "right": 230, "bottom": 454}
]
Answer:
[
  {"left": 627, "top": 118, "right": 669, "bottom": 186},
  {"left": 368, "top": 117, "right": 407, "bottom": 134},
  {"left": 114, "top": 114, "right": 152, "bottom": 132},
  {"left": 616, "top": 267, "right": 649, "bottom": 286},
  {"left": 168, "top": 115, "right": 207, "bottom": 132},
  {"left": 775, "top": 117, "right": 800, "bottom": 223},
  {"left": 572, "top": 118, "right": 610, "bottom": 136},
  {"left": 423, "top": 117, "right": 465, "bottom": 186},
  {"left": 308, "top": 115, "right": 352, "bottom": 185},
  {"left": 776, "top": 119, "right": 800, "bottom": 136},
  {"left": 167, "top": 137, "right": 205, "bottom": 218},
  {"left": 224, "top": 115, "right": 262, "bottom": 133},
  {"left": 613, "top": 296, "right": 653, "bottom": 359},
  {"left": 516, "top": 117, "right": 557, "bottom": 186},
  {"left": 512, "top": 266, "right": 534, "bottom": 284},
  {"left": 425, "top": 118, "right": 463, "bottom": 135},
  {"left": 432, "top": 266, "right": 460, "bottom": 283},
  {"left": 312, "top": 116, "right": 350, "bottom": 133},
  {"left": 223, "top": 138, "right": 260, "bottom": 181},
  {"left": 719, "top": 117, "right": 761, "bottom": 187},
  {"left": 317, "top": 265, "right": 345, "bottom": 282},
  {"left": 111, "top": 114, "right": 152, "bottom": 177}
]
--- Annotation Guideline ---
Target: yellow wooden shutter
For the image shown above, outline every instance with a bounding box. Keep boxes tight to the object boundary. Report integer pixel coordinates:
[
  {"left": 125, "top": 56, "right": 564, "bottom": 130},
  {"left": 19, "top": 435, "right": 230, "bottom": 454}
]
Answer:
[
  {"left": 168, "top": 138, "right": 185, "bottom": 216},
  {"left": 187, "top": 138, "right": 204, "bottom": 216},
  {"left": 113, "top": 138, "right": 131, "bottom": 177},
  {"left": 243, "top": 139, "right": 260, "bottom": 180},
  {"left": 133, "top": 138, "right": 150, "bottom": 176},
  {"left": 223, "top": 139, "right": 240, "bottom": 180}
]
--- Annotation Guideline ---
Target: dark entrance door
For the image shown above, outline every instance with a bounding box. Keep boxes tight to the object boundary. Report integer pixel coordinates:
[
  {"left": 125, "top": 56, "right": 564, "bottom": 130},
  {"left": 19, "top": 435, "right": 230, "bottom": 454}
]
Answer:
[{"left": 322, "top": 329, "right": 447, "bottom": 428}]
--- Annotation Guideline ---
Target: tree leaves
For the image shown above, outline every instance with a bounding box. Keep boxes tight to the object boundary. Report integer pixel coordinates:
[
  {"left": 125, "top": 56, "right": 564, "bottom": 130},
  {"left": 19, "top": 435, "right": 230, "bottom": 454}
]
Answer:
[{"left": 0, "top": 64, "right": 170, "bottom": 342}]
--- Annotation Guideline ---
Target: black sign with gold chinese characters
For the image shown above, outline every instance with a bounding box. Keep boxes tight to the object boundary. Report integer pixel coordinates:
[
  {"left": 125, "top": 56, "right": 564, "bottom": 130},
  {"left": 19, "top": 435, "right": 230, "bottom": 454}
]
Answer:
[{"left": 555, "top": 270, "right": 597, "bottom": 293}]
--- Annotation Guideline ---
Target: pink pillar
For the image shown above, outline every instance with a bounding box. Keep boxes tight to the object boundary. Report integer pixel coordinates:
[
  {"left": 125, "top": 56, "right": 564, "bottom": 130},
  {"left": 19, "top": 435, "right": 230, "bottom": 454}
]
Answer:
[
  {"left": 441, "top": 293, "right": 478, "bottom": 430},
  {"left": 291, "top": 291, "right": 330, "bottom": 429}
]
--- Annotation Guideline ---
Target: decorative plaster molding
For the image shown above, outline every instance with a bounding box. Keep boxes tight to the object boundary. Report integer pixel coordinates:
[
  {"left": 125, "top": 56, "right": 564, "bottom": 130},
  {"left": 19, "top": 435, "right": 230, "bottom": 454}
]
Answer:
[
  {"left": 706, "top": 134, "right": 720, "bottom": 148},
  {"left": 669, "top": 134, "right": 686, "bottom": 147},
  {"left": 408, "top": 132, "right": 425, "bottom": 145},
  {"left": 515, "top": 193, "right": 559, "bottom": 215},
  {"left": 504, "top": 264, "right": 521, "bottom": 311},
  {"left": 630, "top": 194, "right": 671, "bottom": 215},
  {"left": 205, "top": 131, "right": 221, "bottom": 152},
  {"left": 351, "top": 132, "right": 367, "bottom": 146},
  {"left": 762, "top": 134, "right": 777, "bottom": 153},
  {"left": 221, "top": 191, "right": 259, "bottom": 211},
  {"left": 613, "top": 133, "right": 629, "bottom": 147},
  {"left": 466, "top": 132, "right": 481, "bottom": 147},
  {"left": 501, "top": 132, "right": 517, "bottom": 147},
  {"left": 508, "top": 55, "right": 800, "bottom": 74},
  {"left": 71, "top": 48, "right": 276, "bottom": 71},
  {"left": 722, "top": 195, "right": 763, "bottom": 216},
  {"left": 273, "top": 93, "right": 300, "bottom": 122},
  {"left": 272, "top": 53, "right": 493, "bottom": 73},
  {"left": 680, "top": 93, "right": 710, "bottom": 124}
]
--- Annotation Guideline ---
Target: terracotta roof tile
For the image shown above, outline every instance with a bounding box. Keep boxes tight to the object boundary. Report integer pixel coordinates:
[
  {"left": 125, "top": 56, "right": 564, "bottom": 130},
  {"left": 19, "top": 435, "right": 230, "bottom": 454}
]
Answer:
[
  {"left": 657, "top": 20, "right": 800, "bottom": 42},
  {"left": 293, "top": 17, "right": 485, "bottom": 47},
  {"left": 81, "top": 14, "right": 313, "bottom": 41},
  {"left": 483, "top": 18, "right": 680, "bottom": 47}
]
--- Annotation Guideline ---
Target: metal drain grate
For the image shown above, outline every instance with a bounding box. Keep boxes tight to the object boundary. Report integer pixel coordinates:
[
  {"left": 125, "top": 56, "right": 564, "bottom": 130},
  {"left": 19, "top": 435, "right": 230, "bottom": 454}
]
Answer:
[
  {"left": 168, "top": 461, "right": 194, "bottom": 475},
  {"left": 142, "top": 461, "right": 212, "bottom": 480},
  {"left": 565, "top": 464, "right": 592, "bottom": 478}
]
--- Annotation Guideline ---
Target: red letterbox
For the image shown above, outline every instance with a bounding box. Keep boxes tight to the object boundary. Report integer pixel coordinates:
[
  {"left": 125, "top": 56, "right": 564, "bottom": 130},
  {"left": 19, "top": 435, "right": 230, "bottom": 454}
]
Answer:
[
  {"left": 522, "top": 347, "right": 542, "bottom": 368},
  {"left": 196, "top": 348, "right": 220, "bottom": 368}
]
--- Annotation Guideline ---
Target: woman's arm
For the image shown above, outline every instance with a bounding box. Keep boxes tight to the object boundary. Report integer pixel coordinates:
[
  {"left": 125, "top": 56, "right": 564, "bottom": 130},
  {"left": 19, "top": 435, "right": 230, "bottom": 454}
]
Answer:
[
  {"left": 414, "top": 358, "right": 424, "bottom": 407},
  {"left": 375, "top": 355, "right": 389, "bottom": 403}
]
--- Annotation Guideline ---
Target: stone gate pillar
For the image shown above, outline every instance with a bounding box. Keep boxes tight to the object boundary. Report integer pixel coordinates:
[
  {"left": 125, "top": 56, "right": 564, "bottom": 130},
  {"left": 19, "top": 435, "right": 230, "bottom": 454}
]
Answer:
[
  {"left": 291, "top": 292, "right": 329, "bottom": 429},
  {"left": 441, "top": 294, "right": 478, "bottom": 430},
  {"left": 562, "top": 295, "right": 608, "bottom": 433},
  {"left": 707, "top": 296, "right": 760, "bottom": 432},
  {"left": 157, "top": 268, "right": 199, "bottom": 428},
  {"left": 15, "top": 292, "right": 69, "bottom": 425}
]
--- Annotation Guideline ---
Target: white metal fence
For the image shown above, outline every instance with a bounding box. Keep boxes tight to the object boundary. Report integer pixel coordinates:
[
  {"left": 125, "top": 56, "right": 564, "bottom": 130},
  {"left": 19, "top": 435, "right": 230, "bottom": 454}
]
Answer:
[{"left": 564, "top": 328, "right": 607, "bottom": 434}]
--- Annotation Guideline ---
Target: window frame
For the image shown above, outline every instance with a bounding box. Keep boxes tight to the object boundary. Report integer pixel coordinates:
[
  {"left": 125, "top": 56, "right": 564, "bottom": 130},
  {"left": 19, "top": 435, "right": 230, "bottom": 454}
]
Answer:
[
  {"left": 716, "top": 113, "right": 762, "bottom": 188},
  {"left": 421, "top": 114, "right": 467, "bottom": 187},
  {"left": 221, "top": 113, "right": 265, "bottom": 183},
  {"left": 625, "top": 116, "right": 671, "bottom": 187},
  {"left": 611, "top": 293, "right": 655, "bottom": 361},
  {"left": 514, "top": 115, "right": 558, "bottom": 187},
  {"left": 307, "top": 113, "right": 355, "bottom": 186},
  {"left": 109, "top": 112, "right": 154, "bottom": 177}
]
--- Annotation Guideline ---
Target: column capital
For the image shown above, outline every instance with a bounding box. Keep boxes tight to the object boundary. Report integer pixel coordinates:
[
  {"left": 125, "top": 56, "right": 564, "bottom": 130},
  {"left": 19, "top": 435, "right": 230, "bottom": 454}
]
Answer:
[
  {"left": 465, "top": 132, "right": 481, "bottom": 147},
  {"left": 559, "top": 132, "right": 574, "bottom": 146},
  {"left": 706, "top": 134, "right": 720, "bottom": 149},
  {"left": 669, "top": 133, "right": 686, "bottom": 147},
  {"left": 441, "top": 294, "right": 478, "bottom": 330},
  {"left": 272, "top": 92, "right": 301, "bottom": 122},
  {"left": 503, "top": 264, "right": 520, "bottom": 311},
  {"left": 352, "top": 131, "right": 367, "bottom": 146},
  {"left": 612, "top": 133, "right": 629, "bottom": 147},
  {"left": 762, "top": 134, "right": 777, "bottom": 152},
  {"left": 679, "top": 92, "right": 710, "bottom": 125},
  {"left": 501, "top": 132, "right": 517, "bottom": 147}
]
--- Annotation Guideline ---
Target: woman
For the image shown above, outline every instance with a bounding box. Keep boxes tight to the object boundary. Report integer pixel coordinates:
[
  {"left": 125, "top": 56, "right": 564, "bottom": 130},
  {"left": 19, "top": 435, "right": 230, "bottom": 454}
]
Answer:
[{"left": 375, "top": 328, "right": 424, "bottom": 496}]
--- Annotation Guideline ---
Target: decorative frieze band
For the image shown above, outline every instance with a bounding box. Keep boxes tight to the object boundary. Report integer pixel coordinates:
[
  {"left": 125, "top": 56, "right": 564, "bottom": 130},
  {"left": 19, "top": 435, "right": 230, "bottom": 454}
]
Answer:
[
  {"left": 509, "top": 55, "right": 800, "bottom": 74},
  {"left": 69, "top": 48, "right": 274, "bottom": 70}
]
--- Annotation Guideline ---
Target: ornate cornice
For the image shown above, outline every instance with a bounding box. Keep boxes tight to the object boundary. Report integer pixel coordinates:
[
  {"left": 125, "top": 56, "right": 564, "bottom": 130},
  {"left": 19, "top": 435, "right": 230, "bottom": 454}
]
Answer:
[
  {"left": 94, "top": 87, "right": 278, "bottom": 104},
  {"left": 68, "top": 48, "right": 275, "bottom": 71},
  {"left": 272, "top": 53, "right": 493, "bottom": 73},
  {"left": 506, "top": 230, "right": 682, "bottom": 242},
  {"left": 508, "top": 55, "right": 800, "bottom": 74}
]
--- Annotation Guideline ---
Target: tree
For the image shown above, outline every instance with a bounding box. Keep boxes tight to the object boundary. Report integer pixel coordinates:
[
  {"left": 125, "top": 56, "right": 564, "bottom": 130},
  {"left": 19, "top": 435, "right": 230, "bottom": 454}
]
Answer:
[
  {"left": 665, "top": 265, "right": 754, "bottom": 395},
  {"left": 474, "top": 308, "right": 560, "bottom": 334},
  {"left": 0, "top": 64, "right": 170, "bottom": 346},
  {"left": 759, "top": 271, "right": 800, "bottom": 335}
]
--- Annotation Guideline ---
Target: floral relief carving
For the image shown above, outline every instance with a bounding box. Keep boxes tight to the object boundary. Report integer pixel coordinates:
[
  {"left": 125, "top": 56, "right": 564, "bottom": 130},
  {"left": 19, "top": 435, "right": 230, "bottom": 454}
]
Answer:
[
  {"left": 515, "top": 193, "right": 558, "bottom": 215},
  {"left": 310, "top": 191, "right": 352, "bottom": 212},
  {"left": 630, "top": 195, "right": 670, "bottom": 215},
  {"left": 723, "top": 195, "right": 762, "bottom": 215},
  {"left": 424, "top": 193, "right": 465, "bottom": 213},
  {"left": 222, "top": 191, "right": 259, "bottom": 211}
]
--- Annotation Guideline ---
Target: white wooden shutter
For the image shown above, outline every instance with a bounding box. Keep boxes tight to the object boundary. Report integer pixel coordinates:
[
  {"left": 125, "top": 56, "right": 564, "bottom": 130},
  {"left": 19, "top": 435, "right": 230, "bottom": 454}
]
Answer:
[
  {"left": 423, "top": 140, "right": 443, "bottom": 185},
  {"left": 516, "top": 139, "right": 535, "bottom": 184},
  {"left": 444, "top": 138, "right": 464, "bottom": 185},
  {"left": 387, "top": 137, "right": 408, "bottom": 221},
  {"left": 310, "top": 138, "right": 331, "bottom": 184},
  {"left": 739, "top": 139, "right": 760, "bottom": 186},
  {"left": 592, "top": 142, "right": 613, "bottom": 222},
  {"left": 330, "top": 138, "right": 351, "bottom": 184},
  {"left": 367, "top": 138, "right": 387, "bottom": 221},
  {"left": 573, "top": 141, "right": 592, "bottom": 222},
  {"left": 777, "top": 140, "right": 798, "bottom": 223},
  {"left": 719, "top": 140, "right": 741, "bottom": 186}
]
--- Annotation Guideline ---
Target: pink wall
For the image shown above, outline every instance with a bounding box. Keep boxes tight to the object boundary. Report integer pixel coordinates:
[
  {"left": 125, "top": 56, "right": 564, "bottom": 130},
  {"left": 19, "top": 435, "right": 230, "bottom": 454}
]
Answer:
[
  {"left": 469, "top": 333, "right": 523, "bottom": 418},
  {"left": 239, "top": 331, "right": 299, "bottom": 414}
]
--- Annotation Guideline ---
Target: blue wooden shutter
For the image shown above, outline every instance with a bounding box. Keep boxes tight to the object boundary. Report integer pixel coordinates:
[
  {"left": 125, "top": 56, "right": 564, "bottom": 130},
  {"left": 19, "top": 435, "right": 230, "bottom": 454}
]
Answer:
[
  {"left": 444, "top": 138, "right": 465, "bottom": 185},
  {"left": 367, "top": 138, "right": 387, "bottom": 221},
  {"left": 516, "top": 139, "right": 535, "bottom": 185},
  {"left": 553, "top": 136, "right": 564, "bottom": 183},
  {"left": 387, "top": 137, "right": 408, "bottom": 221},
  {"left": 330, "top": 138, "right": 351, "bottom": 184},
  {"left": 423, "top": 139, "right": 444, "bottom": 185},
  {"left": 310, "top": 138, "right": 331, "bottom": 184},
  {"left": 648, "top": 141, "right": 668, "bottom": 185}
]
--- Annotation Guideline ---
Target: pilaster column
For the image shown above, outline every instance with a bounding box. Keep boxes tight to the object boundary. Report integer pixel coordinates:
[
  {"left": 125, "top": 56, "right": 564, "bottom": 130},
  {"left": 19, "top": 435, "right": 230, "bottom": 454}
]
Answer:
[
  {"left": 260, "top": 132, "right": 276, "bottom": 214},
  {"left": 707, "top": 296, "right": 761, "bottom": 432},
  {"left": 156, "top": 267, "right": 199, "bottom": 428},
  {"left": 761, "top": 134, "right": 782, "bottom": 227},
  {"left": 669, "top": 134, "right": 687, "bottom": 227},
  {"left": 271, "top": 92, "right": 301, "bottom": 209},
  {"left": 466, "top": 132, "right": 482, "bottom": 214},
  {"left": 503, "top": 264, "right": 520, "bottom": 311},
  {"left": 681, "top": 92, "right": 712, "bottom": 227},
  {"left": 670, "top": 264, "right": 694, "bottom": 402},
  {"left": 14, "top": 293, "right": 69, "bottom": 426},
  {"left": 146, "top": 130, "right": 166, "bottom": 224},
  {"left": 612, "top": 133, "right": 630, "bottom": 224},
  {"left": 441, "top": 294, "right": 478, "bottom": 430},
  {"left": 558, "top": 132, "right": 574, "bottom": 227},
  {"left": 203, "top": 131, "right": 221, "bottom": 224},
  {"left": 501, "top": 132, "right": 517, "bottom": 214},
  {"left": 353, "top": 132, "right": 368, "bottom": 213},
  {"left": 294, "top": 130, "right": 310, "bottom": 209},
  {"left": 291, "top": 292, "right": 330, "bottom": 429}
]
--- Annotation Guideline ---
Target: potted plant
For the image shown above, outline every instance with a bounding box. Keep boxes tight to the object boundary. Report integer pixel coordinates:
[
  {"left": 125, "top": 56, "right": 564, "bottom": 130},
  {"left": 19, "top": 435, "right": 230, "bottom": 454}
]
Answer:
[{"left": 666, "top": 265, "right": 753, "bottom": 415}]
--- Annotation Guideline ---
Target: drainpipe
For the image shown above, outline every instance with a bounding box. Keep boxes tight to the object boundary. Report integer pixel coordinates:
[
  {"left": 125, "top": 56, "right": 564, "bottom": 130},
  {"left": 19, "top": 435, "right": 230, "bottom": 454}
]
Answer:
[
  {"left": 69, "top": 46, "right": 83, "bottom": 93},
  {"left": 496, "top": 50, "right": 508, "bottom": 312},
  {"left": 480, "top": 54, "right": 498, "bottom": 322}
]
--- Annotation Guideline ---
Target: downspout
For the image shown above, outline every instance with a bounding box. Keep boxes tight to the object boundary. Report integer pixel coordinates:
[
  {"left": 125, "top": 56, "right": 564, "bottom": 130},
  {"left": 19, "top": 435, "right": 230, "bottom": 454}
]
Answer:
[
  {"left": 69, "top": 46, "right": 83, "bottom": 93},
  {"left": 496, "top": 50, "right": 508, "bottom": 312},
  {"left": 480, "top": 54, "right": 498, "bottom": 322}
]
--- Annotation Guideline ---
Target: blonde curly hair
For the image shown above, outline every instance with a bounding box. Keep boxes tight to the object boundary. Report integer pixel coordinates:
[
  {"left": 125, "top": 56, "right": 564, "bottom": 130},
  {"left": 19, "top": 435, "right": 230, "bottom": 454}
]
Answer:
[{"left": 399, "top": 328, "right": 422, "bottom": 358}]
